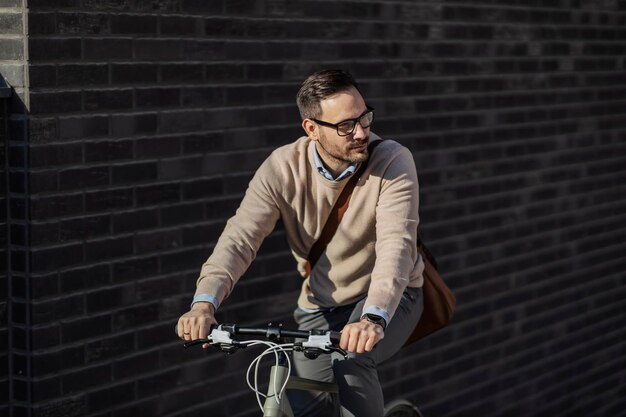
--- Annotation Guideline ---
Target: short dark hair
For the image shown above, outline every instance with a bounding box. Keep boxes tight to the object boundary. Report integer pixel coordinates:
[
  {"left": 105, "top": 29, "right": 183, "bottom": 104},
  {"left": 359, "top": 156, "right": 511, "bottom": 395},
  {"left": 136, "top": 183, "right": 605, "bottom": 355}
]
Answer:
[{"left": 296, "top": 69, "right": 361, "bottom": 120}]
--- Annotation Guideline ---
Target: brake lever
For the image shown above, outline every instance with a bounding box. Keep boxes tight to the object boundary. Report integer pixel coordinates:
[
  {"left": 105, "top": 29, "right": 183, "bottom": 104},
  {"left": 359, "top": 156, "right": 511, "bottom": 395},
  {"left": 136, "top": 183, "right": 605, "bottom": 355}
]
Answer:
[
  {"left": 328, "top": 345, "right": 348, "bottom": 358},
  {"left": 183, "top": 339, "right": 210, "bottom": 348}
]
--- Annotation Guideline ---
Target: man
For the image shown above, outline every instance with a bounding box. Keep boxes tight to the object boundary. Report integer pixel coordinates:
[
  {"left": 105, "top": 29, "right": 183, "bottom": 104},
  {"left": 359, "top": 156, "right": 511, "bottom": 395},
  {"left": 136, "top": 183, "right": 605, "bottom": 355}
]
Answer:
[{"left": 177, "top": 69, "right": 425, "bottom": 417}]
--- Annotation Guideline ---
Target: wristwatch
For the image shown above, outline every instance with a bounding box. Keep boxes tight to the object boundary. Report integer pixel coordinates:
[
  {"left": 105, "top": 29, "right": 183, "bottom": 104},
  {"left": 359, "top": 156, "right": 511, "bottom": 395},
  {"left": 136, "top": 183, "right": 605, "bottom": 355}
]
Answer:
[{"left": 362, "top": 313, "right": 387, "bottom": 330}]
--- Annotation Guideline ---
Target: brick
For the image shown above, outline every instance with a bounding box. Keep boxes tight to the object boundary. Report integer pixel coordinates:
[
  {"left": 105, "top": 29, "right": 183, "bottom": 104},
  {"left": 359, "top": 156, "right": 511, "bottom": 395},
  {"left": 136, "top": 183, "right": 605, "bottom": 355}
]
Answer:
[
  {"left": 57, "top": 64, "right": 109, "bottom": 86},
  {"left": 83, "top": 88, "right": 133, "bottom": 111},
  {"left": 110, "top": 14, "right": 156, "bottom": 34},
  {"left": 157, "top": 156, "right": 202, "bottom": 180},
  {"left": 182, "top": 39, "right": 225, "bottom": 60},
  {"left": 182, "top": 177, "right": 224, "bottom": 200},
  {"left": 160, "top": 63, "right": 204, "bottom": 83},
  {"left": 160, "top": 202, "right": 204, "bottom": 226},
  {"left": 0, "top": 38, "right": 24, "bottom": 60},
  {"left": 160, "top": 15, "right": 202, "bottom": 36},
  {"left": 135, "top": 136, "right": 180, "bottom": 158},
  {"left": 85, "top": 140, "right": 133, "bottom": 163},
  {"left": 28, "top": 12, "right": 57, "bottom": 35},
  {"left": 112, "top": 161, "right": 157, "bottom": 184},
  {"left": 59, "top": 115, "right": 109, "bottom": 140},
  {"left": 60, "top": 264, "right": 110, "bottom": 293},
  {"left": 62, "top": 364, "right": 112, "bottom": 393},
  {"left": 0, "top": 12, "right": 23, "bottom": 35},
  {"left": 112, "top": 350, "right": 159, "bottom": 379},
  {"left": 30, "top": 324, "right": 60, "bottom": 350},
  {"left": 85, "top": 188, "right": 133, "bottom": 212},
  {"left": 135, "top": 87, "right": 180, "bottom": 108},
  {"left": 30, "top": 193, "right": 84, "bottom": 220},
  {"left": 61, "top": 314, "right": 111, "bottom": 344},
  {"left": 179, "top": 86, "right": 224, "bottom": 107},
  {"left": 83, "top": 38, "right": 133, "bottom": 60},
  {"left": 28, "top": 0, "right": 80, "bottom": 7},
  {"left": 134, "top": 39, "right": 182, "bottom": 60},
  {"left": 32, "top": 294, "right": 84, "bottom": 325},
  {"left": 112, "top": 208, "right": 159, "bottom": 233},
  {"left": 87, "top": 382, "right": 135, "bottom": 411},
  {"left": 29, "top": 91, "right": 82, "bottom": 114},
  {"left": 30, "top": 221, "right": 59, "bottom": 245},
  {"left": 180, "top": 0, "right": 223, "bottom": 13},
  {"left": 0, "top": 63, "right": 26, "bottom": 88},
  {"left": 111, "top": 63, "right": 158, "bottom": 85},
  {"left": 31, "top": 242, "right": 84, "bottom": 271},
  {"left": 136, "top": 183, "right": 180, "bottom": 205},
  {"left": 84, "top": 236, "right": 133, "bottom": 262},
  {"left": 29, "top": 38, "right": 81, "bottom": 60},
  {"left": 85, "top": 333, "right": 133, "bottom": 363},
  {"left": 111, "top": 303, "right": 159, "bottom": 332},
  {"left": 59, "top": 166, "right": 110, "bottom": 191},
  {"left": 134, "top": 229, "right": 181, "bottom": 254},
  {"left": 56, "top": 12, "right": 110, "bottom": 35},
  {"left": 86, "top": 285, "right": 134, "bottom": 313},
  {"left": 110, "top": 113, "right": 157, "bottom": 136},
  {"left": 30, "top": 143, "right": 82, "bottom": 168},
  {"left": 59, "top": 214, "right": 111, "bottom": 241},
  {"left": 112, "top": 256, "right": 159, "bottom": 283}
]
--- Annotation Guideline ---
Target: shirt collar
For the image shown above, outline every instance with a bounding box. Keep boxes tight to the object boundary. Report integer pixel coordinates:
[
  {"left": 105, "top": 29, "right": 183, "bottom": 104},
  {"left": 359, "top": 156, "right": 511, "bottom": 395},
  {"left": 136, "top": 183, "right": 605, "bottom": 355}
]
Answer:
[{"left": 313, "top": 144, "right": 358, "bottom": 181}]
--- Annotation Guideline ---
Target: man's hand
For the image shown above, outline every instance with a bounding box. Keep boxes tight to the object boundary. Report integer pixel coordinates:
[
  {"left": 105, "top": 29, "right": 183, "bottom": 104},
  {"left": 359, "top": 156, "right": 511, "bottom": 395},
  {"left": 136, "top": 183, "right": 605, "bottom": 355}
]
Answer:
[
  {"left": 340, "top": 319, "right": 385, "bottom": 353},
  {"left": 177, "top": 302, "right": 217, "bottom": 348}
]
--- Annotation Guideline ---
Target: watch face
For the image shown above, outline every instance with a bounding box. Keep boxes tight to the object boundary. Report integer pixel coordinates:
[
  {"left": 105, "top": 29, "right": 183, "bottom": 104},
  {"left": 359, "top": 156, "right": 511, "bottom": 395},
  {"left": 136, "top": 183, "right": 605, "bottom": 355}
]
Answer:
[{"left": 365, "top": 314, "right": 385, "bottom": 328}]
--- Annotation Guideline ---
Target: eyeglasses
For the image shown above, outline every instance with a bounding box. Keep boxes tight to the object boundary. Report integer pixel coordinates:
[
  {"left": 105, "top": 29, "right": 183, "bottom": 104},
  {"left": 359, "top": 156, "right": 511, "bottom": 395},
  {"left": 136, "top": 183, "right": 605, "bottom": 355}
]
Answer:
[{"left": 311, "top": 107, "right": 374, "bottom": 137}]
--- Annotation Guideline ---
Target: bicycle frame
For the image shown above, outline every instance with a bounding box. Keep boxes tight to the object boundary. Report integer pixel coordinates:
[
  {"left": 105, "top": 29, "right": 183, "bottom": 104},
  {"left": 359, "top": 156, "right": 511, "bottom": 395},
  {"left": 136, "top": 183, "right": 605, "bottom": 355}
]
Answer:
[{"left": 262, "top": 352, "right": 338, "bottom": 417}]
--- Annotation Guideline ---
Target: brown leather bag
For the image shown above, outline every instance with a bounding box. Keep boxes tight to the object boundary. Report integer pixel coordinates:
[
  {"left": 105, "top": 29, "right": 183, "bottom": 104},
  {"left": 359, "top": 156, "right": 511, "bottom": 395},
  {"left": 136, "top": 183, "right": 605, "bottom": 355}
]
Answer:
[
  {"left": 403, "top": 238, "right": 456, "bottom": 345},
  {"left": 306, "top": 139, "right": 456, "bottom": 344}
]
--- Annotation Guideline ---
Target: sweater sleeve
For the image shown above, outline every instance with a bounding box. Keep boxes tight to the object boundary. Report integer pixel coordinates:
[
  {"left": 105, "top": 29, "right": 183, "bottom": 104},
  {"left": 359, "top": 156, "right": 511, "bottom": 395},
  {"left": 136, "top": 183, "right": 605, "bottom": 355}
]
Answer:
[
  {"left": 194, "top": 159, "right": 281, "bottom": 306},
  {"left": 363, "top": 146, "right": 420, "bottom": 320}
]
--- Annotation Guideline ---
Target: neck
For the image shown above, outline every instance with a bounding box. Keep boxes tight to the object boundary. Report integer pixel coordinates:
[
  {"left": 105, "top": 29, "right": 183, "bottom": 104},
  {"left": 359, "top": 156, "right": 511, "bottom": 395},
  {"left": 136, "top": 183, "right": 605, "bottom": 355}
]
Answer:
[{"left": 315, "top": 144, "right": 351, "bottom": 177}]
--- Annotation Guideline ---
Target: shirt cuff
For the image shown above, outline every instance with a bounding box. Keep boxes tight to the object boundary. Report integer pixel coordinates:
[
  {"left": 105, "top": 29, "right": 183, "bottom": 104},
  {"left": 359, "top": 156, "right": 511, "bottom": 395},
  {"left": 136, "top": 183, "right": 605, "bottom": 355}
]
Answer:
[
  {"left": 191, "top": 293, "right": 219, "bottom": 310},
  {"left": 361, "top": 306, "right": 389, "bottom": 328}
]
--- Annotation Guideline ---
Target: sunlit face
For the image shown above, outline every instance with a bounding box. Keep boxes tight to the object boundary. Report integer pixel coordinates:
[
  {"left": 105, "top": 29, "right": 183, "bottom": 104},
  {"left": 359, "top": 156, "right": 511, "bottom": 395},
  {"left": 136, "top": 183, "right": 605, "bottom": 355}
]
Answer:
[{"left": 303, "top": 87, "right": 370, "bottom": 174}]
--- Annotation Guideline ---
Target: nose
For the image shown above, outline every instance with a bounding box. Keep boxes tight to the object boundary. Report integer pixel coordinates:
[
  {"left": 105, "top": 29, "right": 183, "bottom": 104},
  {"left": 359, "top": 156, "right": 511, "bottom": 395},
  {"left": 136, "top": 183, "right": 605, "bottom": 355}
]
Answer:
[{"left": 352, "top": 120, "right": 368, "bottom": 141}]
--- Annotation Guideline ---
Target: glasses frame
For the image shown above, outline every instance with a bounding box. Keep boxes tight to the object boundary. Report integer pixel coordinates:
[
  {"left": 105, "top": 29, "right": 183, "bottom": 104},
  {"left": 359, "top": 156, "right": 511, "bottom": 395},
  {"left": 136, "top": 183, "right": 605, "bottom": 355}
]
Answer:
[{"left": 311, "top": 106, "right": 375, "bottom": 137}]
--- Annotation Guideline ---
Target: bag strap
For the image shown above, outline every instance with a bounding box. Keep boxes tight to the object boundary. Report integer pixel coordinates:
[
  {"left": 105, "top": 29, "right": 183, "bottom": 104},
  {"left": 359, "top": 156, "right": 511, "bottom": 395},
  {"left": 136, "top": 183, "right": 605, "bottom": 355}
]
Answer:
[{"left": 305, "top": 139, "right": 384, "bottom": 276}]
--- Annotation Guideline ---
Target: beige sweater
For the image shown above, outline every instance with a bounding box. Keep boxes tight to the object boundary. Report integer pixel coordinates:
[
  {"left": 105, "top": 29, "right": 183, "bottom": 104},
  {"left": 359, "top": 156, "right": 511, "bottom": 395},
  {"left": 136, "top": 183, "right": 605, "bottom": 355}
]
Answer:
[{"left": 196, "top": 133, "right": 424, "bottom": 320}]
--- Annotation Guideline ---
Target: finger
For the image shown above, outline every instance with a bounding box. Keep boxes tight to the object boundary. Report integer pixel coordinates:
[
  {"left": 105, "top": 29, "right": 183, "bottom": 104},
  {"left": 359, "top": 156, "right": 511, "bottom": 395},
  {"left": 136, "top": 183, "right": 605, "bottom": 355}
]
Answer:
[
  {"left": 364, "top": 334, "right": 377, "bottom": 352},
  {"left": 177, "top": 319, "right": 184, "bottom": 339},
  {"left": 340, "top": 328, "right": 350, "bottom": 350},
  {"left": 183, "top": 320, "right": 192, "bottom": 340},
  {"left": 347, "top": 328, "right": 360, "bottom": 353},
  {"left": 198, "top": 319, "right": 209, "bottom": 339},
  {"left": 356, "top": 331, "right": 368, "bottom": 353},
  {"left": 366, "top": 329, "right": 384, "bottom": 352}
]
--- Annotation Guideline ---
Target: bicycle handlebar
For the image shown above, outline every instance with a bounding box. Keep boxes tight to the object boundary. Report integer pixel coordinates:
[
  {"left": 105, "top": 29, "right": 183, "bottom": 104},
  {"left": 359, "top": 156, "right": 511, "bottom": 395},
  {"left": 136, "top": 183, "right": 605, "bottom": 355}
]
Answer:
[
  {"left": 213, "top": 323, "right": 341, "bottom": 344},
  {"left": 176, "top": 323, "right": 346, "bottom": 358}
]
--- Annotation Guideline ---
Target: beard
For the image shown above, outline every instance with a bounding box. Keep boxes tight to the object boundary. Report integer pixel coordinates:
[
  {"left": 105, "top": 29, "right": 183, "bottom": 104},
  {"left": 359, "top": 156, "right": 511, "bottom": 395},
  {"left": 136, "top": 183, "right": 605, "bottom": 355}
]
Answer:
[{"left": 317, "top": 132, "right": 370, "bottom": 166}]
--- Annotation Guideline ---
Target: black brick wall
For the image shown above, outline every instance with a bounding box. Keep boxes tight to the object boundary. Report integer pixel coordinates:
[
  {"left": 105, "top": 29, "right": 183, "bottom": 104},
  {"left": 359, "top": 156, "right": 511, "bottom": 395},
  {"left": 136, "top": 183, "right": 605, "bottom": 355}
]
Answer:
[{"left": 2, "top": 1, "right": 626, "bottom": 416}]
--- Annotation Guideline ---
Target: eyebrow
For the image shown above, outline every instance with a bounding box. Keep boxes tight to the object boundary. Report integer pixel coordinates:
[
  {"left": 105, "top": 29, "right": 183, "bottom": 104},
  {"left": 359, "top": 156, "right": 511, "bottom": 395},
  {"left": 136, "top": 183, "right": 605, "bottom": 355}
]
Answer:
[{"left": 334, "top": 107, "right": 371, "bottom": 125}]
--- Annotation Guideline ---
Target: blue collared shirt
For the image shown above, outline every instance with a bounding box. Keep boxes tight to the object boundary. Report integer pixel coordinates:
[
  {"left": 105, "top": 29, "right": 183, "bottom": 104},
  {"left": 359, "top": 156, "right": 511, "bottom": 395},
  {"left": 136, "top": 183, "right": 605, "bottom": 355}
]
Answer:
[{"left": 312, "top": 144, "right": 358, "bottom": 181}]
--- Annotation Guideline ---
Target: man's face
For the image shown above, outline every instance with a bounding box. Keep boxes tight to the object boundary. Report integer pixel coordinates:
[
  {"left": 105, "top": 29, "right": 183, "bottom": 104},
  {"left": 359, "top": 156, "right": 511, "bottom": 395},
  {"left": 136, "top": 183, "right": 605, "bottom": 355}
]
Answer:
[{"left": 313, "top": 87, "right": 370, "bottom": 168}]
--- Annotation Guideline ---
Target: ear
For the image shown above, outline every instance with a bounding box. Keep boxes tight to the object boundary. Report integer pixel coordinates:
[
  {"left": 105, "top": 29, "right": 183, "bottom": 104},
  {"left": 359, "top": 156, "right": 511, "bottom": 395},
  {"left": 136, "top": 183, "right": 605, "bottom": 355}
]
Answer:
[{"left": 302, "top": 119, "right": 319, "bottom": 141}]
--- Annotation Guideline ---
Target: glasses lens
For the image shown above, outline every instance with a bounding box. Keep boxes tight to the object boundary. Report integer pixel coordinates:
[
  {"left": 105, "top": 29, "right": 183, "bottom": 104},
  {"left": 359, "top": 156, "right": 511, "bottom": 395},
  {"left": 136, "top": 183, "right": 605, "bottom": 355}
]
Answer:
[
  {"left": 336, "top": 121, "right": 356, "bottom": 136},
  {"left": 360, "top": 111, "right": 373, "bottom": 128}
]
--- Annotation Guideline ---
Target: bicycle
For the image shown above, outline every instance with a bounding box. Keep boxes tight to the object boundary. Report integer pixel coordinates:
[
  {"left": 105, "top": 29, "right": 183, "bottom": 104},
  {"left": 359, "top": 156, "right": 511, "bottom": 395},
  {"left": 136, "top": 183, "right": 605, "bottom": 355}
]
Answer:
[{"left": 180, "top": 323, "right": 424, "bottom": 417}]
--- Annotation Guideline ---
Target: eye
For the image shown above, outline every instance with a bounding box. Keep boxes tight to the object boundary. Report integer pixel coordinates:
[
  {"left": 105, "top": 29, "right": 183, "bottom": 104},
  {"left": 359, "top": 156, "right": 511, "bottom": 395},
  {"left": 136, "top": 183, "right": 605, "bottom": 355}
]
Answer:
[{"left": 337, "top": 121, "right": 355, "bottom": 134}]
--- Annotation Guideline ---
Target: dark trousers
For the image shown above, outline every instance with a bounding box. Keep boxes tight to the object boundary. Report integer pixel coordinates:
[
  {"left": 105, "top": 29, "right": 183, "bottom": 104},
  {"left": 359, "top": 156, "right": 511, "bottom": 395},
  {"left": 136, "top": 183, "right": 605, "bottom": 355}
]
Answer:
[{"left": 288, "top": 287, "right": 423, "bottom": 417}]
